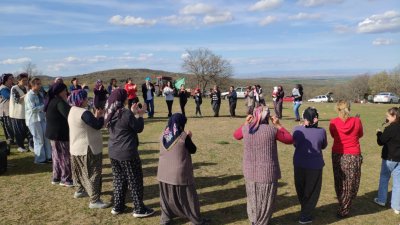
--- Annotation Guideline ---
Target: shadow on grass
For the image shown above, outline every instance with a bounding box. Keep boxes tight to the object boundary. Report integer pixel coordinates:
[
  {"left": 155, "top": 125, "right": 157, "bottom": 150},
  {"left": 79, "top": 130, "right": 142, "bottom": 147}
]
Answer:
[
  {"left": 272, "top": 190, "right": 388, "bottom": 225},
  {"left": 4, "top": 153, "right": 52, "bottom": 176}
]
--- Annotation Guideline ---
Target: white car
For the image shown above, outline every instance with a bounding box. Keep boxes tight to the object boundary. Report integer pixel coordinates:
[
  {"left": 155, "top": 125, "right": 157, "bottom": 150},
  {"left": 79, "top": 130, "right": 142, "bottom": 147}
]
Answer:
[
  {"left": 373, "top": 92, "right": 400, "bottom": 104},
  {"left": 308, "top": 95, "right": 332, "bottom": 103},
  {"left": 221, "top": 87, "right": 247, "bottom": 99}
]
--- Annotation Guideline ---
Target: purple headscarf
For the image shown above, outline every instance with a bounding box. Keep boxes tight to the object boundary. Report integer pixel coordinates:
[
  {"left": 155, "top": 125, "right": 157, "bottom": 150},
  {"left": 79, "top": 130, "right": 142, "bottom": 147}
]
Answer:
[
  {"left": 44, "top": 83, "right": 67, "bottom": 112},
  {"left": 104, "top": 88, "right": 128, "bottom": 127},
  {"left": 68, "top": 89, "right": 88, "bottom": 107},
  {"left": 95, "top": 79, "right": 102, "bottom": 90},
  {"left": 162, "top": 113, "right": 187, "bottom": 149}
]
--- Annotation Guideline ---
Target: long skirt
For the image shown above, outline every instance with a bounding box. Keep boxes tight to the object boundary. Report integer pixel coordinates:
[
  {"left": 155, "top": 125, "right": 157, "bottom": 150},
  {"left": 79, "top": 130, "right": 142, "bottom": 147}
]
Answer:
[
  {"left": 159, "top": 182, "right": 204, "bottom": 225},
  {"left": 111, "top": 157, "right": 146, "bottom": 213},
  {"left": 332, "top": 153, "right": 362, "bottom": 217},
  {"left": 71, "top": 148, "right": 103, "bottom": 203},
  {"left": 50, "top": 140, "right": 72, "bottom": 183},
  {"left": 11, "top": 118, "right": 33, "bottom": 149},
  {"left": 246, "top": 181, "right": 278, "bottom": 225}
]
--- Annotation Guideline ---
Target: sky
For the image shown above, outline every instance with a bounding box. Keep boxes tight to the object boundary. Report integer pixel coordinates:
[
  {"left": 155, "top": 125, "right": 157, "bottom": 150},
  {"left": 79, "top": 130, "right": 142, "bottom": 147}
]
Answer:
[{"left": 0, "top": 0, "right": 399, "bottom": 77}]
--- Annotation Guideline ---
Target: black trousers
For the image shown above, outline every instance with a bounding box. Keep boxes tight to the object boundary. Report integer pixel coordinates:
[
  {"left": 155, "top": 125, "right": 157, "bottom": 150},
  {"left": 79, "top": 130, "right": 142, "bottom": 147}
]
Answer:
[
  {"left": 212, "top": 102, "right": 220, "bottom": 117},
  {"left": 180, "top": 100, "right": 187, "bottom": 116},
  {"left": 166, "top": 100, "right": 173, "bottom": 117},
  {"left": 294, "top": 167, "right": 322, "bottom": 218},
  {"left": 0, "top": 116, "right": 14, "bottom": 142},
  {"left": 11, "top": 118, "right": 33, "bottom": 149},
  {"left": 195, "top": 102, "right": 202, "bottom": 116},
  {"left": 229, "top": 101, "right": 236, "bottom": 117}
]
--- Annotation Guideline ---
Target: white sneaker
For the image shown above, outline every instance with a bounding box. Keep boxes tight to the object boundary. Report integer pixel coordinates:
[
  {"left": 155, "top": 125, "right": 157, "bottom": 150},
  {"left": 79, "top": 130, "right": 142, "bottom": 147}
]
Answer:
[
  {"left": 111, "top": 208, "right": 121, "bottom": 215},
  {"left": 17, "top": 147, "right": 28, "bottom": 153},
  {"left": 394, "top": 209, "right": 400, "bottom": 214},
  {"left": 374, "top": 198, "right": 385, "bottom": 207},
  {"left": 89, "top": 200, "right": 111, "bottom": 209},
  {"left": 73, "top": 191, "right": 88, "bottom": 198}
]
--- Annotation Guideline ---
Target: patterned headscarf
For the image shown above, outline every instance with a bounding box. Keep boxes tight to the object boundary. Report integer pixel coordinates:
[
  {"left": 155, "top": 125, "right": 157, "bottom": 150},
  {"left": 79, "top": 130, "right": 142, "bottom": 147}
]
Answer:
[
  {"left": 104, "top": 88, "right": 128, "bottom": 127},
  {"left": 162, "top": 113, "right": 187, "bottom": 149},
  {"left": 249, "top": 106, "right": 270, "bottom": 134},
  {"left": 44, "top": 83, "right": 67, "bottom": 112},
  {"left": 302, "top": 107, "right": 319, "bottom": 128},
  {"left": 95, "top": 79, "right": 102, "bottom": 90},
  {"left": 68, "top": 89, "right": 88, "bottom": 107}
]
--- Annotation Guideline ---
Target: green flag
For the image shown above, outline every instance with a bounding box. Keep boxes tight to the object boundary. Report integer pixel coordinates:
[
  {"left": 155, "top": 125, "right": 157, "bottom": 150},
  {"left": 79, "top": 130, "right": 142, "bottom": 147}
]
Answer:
[{"left": 174, "top": 77, "right": 185, "bottom": 90}]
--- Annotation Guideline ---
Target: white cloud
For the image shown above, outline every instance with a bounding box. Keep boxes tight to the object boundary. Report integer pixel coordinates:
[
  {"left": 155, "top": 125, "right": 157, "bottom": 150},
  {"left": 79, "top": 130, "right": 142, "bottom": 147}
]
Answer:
[
  {"left": 1, "top": 57, "right": 31, "bottom": 65},
  {"left": 298, "top": 0, "right": 343, "bottom": 7},
  {"left": 65, "top": 56, "right": 80, "bottom": 62},
  {"left": 19, "top": 45, "right": 44, "bottom": 51},
  {"left": 372, "top": 38, "right": 394, "bottom": 46},
  {"left": 289, "top": 12, "right": 321, "bottom": 20},
  {"left": 109, "top": 15, "right": 156, "bottom": 26},
  {"left": 180, "top": 3, "right": 214, "bottom": 15},
  {"left": 181, "top": 53, "right": 190, "bottom": 59},
  {"left": 203, "top": 12, "right": 233, "bottom": 25},
  {"left": 249, "top": 0, "right": 282, "bottom": 11},
  {"left": 259, "top": 16, "right": 277, "bottom": 26},
  {"left": 163, "top": 15, "right": 196, "bottom": 25},
  {"left": 357, "top": 10, "right": 400, "bottom": 33},
  {"left": 87, "top": 55, "right": 107, "bottom": 63}
]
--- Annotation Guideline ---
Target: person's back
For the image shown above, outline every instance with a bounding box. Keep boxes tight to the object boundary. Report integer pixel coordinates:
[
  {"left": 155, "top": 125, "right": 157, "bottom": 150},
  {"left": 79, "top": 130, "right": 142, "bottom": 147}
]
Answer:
[
  {"left": 330, "top": 116, "right": 363, "bottom": 154},
  {"left": 45, "top": 96, "right": 70, "bottom": 141},
  {"left": 293, "top": 125, "right": 327, "bottom": 169}
]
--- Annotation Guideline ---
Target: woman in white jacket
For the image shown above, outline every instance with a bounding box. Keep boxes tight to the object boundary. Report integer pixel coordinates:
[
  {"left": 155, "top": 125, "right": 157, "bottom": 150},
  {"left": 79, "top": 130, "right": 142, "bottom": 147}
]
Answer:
[{"left": 163, "top": 81, "right": 174, "bottom": 118}]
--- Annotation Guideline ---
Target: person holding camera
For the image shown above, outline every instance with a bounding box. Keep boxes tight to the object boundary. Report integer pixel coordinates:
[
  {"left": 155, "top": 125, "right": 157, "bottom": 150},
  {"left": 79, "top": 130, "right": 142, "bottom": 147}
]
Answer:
[
  {"left": 374, "top": 107, "right": 400, "bottom": 215},
  {"left": 233, "top": 106, "right": 293, "bottom": 225},
  {"left": 329, "top": 100, "right": 363, "bottom": 218},
  {"left": 105, "top": 88, "right": 154, "bottom": 217}
]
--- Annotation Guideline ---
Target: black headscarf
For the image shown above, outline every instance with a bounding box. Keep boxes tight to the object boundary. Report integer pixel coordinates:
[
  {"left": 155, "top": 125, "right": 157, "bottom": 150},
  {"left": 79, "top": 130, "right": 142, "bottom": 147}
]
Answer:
[
  {"left": 44, "top": 83, "right": 67, "bottom": 112},
  {"left": 104, "top": 88, "right": 128, "bottom": 127},
  {"left": 162, "top": 113, "right": 187, "bottom": 149},
  {"left": 303, "top": 107, "right": 319, "bottom": 128}
]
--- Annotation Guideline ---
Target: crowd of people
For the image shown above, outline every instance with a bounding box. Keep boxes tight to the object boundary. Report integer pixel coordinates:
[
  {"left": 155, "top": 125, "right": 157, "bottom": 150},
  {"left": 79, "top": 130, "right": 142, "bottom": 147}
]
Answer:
[{"left": 0, "top": 72, "right": 399, "bottom": 225}]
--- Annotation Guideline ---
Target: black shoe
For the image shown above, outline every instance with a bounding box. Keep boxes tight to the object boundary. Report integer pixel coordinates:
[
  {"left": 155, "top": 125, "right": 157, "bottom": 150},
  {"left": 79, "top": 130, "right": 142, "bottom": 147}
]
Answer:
[
  {"left": 47, "top": 159, "right": 53, "bottom": 163},
  {"left": 336, "top": 213, "right": 347, "bottom": 219}
]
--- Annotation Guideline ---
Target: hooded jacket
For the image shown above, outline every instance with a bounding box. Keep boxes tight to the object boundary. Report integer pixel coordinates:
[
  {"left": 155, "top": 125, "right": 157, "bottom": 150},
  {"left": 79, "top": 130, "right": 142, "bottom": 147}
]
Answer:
[{"left": 329, "top": 117, "right": 363, "bottom": 155}]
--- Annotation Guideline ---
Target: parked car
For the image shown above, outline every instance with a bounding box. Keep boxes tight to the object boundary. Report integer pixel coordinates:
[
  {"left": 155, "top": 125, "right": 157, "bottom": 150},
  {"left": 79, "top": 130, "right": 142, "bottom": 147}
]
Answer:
[
  {"left": 308, "top": 95, "right": 333, "bottom": 103},
  {"left": 373, "top": 92, "right": 400, "bottom": 104},
  {"left": 221, "top": 87, "right": 247, "bottom": 99}
]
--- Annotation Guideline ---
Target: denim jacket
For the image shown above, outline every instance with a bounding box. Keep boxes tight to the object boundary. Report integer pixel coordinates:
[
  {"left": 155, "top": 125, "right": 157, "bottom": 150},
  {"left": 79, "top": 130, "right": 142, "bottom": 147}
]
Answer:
[{"left": 25, "top": 90, "right": 45, "bottom": 126}]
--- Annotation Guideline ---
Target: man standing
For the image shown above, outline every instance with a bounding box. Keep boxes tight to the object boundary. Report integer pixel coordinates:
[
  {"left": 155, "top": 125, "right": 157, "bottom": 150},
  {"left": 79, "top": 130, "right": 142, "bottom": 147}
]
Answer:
[
  {"left": 210, "top": 85, "right": 221, "bottom": 117},
  {"left": 141, "top": 77, "right": 155, "bottom": 118},
  {"left": 228, "top": 86, "right": 237, "bottom": 117}
]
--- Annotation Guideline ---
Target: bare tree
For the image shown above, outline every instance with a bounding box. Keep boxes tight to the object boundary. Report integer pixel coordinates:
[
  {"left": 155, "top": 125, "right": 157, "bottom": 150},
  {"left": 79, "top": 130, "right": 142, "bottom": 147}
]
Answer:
[
  {"left": 182, "top": 48, "right": 233, "bottom": 92},
  {"left": 22, "top": 62, "right": 40, "bottom": 77},
  {"left": 348, "top": 74, "right": 370, "bottom": 101}
]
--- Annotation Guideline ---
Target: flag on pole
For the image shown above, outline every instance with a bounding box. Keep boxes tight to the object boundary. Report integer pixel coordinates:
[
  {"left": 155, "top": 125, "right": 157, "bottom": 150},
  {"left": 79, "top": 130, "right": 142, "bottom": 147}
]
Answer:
[{"left": 174, "top": 77, "right": 185, "bottom": 90}]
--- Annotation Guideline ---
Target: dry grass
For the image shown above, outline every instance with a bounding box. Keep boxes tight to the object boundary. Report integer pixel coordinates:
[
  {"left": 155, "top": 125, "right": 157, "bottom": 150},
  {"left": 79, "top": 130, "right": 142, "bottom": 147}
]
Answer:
[{"left": 0, "top": 97, "right": 399, "bottom": 225}]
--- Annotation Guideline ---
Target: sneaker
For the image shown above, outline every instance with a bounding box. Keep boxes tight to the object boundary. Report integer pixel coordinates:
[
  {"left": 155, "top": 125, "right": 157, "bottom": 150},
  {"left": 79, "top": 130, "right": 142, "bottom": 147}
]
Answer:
[
  {"left": 74, "top": 191, "right": 88, "bottom": 198},
  {"left": 374, "top": 198, "right": 385, "bottom": 207},
  {"left": 394, "top": 209, "right": 400, "bottom": 214},
  {"left": 17, "top": 147, "right": 28, "bottom": 153},
  {"left": 51, "top": 179, "right": 60, "bottom": 185},
  {"left": 133, "top": 207, "right": 155, "bottom": 218},
  {"left": 111, "top": 208, "right": 121, "bottom": 215},
  {"left": 89, "top": 200, "right": 111, "bottom": 209},
  {"left": 299, "top": 215, "right": 313, "bottom": 224},
  {"left": 60, "top": 182, "right": 74, "bottom": 188}
]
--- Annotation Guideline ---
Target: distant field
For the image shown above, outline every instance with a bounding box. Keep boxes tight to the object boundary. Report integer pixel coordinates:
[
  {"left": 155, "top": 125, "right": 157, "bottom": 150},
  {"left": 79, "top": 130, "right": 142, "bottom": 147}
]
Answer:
[{"left": 1, "top": 97, "right": 399, "bottom": 225}]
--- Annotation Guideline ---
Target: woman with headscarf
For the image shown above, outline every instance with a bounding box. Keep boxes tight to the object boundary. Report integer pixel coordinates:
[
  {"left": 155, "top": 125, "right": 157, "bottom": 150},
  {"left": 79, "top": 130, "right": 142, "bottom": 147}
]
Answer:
[
  {"left": 25, "top": 78, "right": 52, "bottom": 164},
  {"left": 233, "top": 106, "right": 293, "bottom": 225},
  {"left": 157, "top": 113, "right": 208, "bottom": 225},
  {"left": 292, "top": 84, "right": 303, "bottom": 121},
  {"left": 45, "top": 82, "right": 73, "bottom": 186},
  {"left": 0, "top": 73, "right": 15, "bottom": 144},
  {"left": 9, "top": 73, "right": 33, "bottom": 152},
  {"left": 105, "top": 89, "right": 154, "bottom": 217},
  {"left": 292, "top": 107, "right": 327, "bottom": 224},
  {"left": 67, "top": 89, "right": 110, "bottom": 209},
  {"left": 329, "top": 100, "right": 363, "bottom": 218},
  {"left": 93, "top": 79, "right": 108, "bottom": 110}
]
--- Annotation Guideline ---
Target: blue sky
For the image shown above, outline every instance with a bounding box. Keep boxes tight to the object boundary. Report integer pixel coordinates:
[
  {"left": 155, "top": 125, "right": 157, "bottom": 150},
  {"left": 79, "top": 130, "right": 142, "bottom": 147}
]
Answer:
[{"left": 0, "top": 0, "right": 399, "bottom": 77}]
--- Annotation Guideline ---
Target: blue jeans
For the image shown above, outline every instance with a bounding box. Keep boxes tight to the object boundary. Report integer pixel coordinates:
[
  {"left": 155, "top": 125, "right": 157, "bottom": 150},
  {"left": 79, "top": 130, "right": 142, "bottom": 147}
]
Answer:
[
  {"left": 145, "top": 98, "right": 154, "bottom": 117},
  {"left": 28, "top": 121, "right": 52, "bottom": 163},
  {"left": 293, "top": 101, "right": 302, "bottom": 120},
  {"left": 377, "top": 159, "right": 400, "bottom": 210}
]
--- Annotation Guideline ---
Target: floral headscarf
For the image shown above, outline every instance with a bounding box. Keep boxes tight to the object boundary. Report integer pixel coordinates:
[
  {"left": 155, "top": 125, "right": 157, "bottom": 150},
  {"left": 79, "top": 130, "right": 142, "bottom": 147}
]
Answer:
[
  {"left": 249, "top": 106, "right": 270, "bottom": 134},
  {"left": 68, "top": 89, "right": 88, "bottom": 107},
  {"left": 104, "top": 88, "right": 128, "bottom": 127},
  {"left": 162, "top": 113, "right": 187, "bottom": 149}
]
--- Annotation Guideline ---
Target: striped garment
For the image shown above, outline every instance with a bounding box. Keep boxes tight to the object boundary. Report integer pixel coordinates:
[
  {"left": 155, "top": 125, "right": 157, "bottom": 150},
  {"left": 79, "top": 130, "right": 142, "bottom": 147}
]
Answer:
[
  {"left": 246, "top": 181, "right": 278, "bottom": 225},
  {"left": 332, "top": 153, "right": 362, "bottom": 217},
  {"left": 50, "top": 140, "right": 72, "bottom": 183}
]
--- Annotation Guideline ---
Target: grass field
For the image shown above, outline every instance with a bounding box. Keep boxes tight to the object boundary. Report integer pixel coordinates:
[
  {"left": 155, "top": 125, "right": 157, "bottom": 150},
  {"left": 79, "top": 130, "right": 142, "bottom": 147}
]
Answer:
[{"left": 0, "top": 97, "right": 399, "bottom": 225}]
